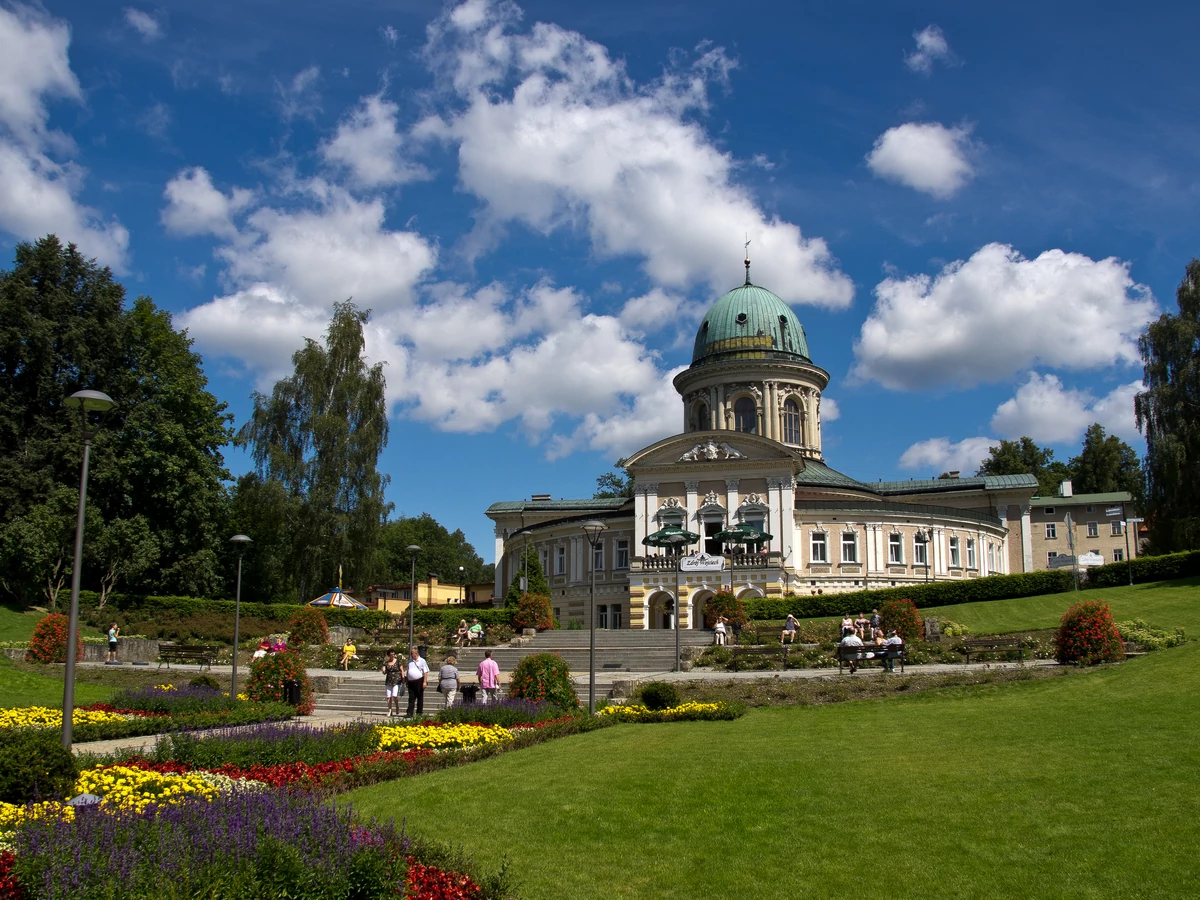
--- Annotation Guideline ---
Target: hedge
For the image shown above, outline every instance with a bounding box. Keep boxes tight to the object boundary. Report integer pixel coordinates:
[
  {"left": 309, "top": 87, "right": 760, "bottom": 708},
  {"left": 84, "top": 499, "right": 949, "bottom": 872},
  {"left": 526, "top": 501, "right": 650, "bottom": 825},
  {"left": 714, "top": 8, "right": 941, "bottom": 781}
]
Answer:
[
  {"left": 744, "top": 569, "right": 1074, "bottom": 620},
  {"left": 1085, "top": 549, "right": 1200, "bottom": 588},
  {"left": 412, "top": 608, "right": 515, "bottom": 629}
]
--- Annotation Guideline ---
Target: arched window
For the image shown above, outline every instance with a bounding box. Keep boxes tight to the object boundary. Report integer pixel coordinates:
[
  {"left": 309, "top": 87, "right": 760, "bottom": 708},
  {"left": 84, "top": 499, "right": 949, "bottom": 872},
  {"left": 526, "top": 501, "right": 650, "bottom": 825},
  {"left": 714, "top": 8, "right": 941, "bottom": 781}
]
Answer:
[
  {"left": 734, "top": 397, "right": 757, "bottom": 433},
  {"left": 782, "top": 398, "right": 801, "bottom": 444},
  {"left": 695, "top": 402, "right": 709, "bottom": 431}
]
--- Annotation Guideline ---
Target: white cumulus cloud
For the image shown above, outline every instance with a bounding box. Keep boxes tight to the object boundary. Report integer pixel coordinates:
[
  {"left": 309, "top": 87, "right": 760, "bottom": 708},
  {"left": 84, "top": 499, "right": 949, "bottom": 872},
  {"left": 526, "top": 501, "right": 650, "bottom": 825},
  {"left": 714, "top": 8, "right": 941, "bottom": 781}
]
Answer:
[
  {"left": 548, "top": 366, "right": 685, "bottom": 461},
  {"left": 123, "top": 8, "right": 163, "bottom": 42},
  {"left": 853, "top": 243, "right": 1158, "bottom": 391},
  {"left": 905, "top": 25, "right": 957, "bottom": 74},
  {"left": 990, "top": 373, "right": 1144, "bottom": 444},
  {"left": 321, "top": 93, "right": 429, "bottom": 189},
  {"left": 899, "top": 436, "right": 999, "bottom": 474},
  {"left": 866, "top": 122, "right": 975, "bottom": 199},
  {"left": 161, "top": 166, "right": 254, "bottom": 238},
  {"left": 417, "top": 0, "right": 853, "bottom": 307}
]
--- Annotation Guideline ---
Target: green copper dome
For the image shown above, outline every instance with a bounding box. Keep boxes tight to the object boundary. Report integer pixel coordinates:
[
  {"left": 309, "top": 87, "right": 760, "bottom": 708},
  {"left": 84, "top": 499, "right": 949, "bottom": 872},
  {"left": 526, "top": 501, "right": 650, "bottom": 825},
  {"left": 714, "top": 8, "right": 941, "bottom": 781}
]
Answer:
[{"left": 691, "top": 283, "right": 811, "bottom": 366}]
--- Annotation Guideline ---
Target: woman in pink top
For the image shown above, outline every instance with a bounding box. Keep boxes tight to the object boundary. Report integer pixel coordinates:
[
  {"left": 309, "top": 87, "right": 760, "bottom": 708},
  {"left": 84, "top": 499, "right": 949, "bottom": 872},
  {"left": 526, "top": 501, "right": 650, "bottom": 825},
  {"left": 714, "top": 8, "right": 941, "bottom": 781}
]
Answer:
[{"left": 477, "top": 650, "right": 500, "bottom": 704}]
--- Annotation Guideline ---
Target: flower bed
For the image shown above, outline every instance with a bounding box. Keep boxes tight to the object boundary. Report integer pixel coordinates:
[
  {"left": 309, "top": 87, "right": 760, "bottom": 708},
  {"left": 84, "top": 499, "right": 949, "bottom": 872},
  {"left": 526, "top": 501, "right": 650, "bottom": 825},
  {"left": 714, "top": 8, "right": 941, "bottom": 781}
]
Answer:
[
  {"left": 597, "top": 700, "right": 745, "bottom": 722},
  {"left": 377, "top": 722, "right": 514, "bottom": 752},
  {"left": 0, "top": 707, "right": 136, "bottom": 729}
]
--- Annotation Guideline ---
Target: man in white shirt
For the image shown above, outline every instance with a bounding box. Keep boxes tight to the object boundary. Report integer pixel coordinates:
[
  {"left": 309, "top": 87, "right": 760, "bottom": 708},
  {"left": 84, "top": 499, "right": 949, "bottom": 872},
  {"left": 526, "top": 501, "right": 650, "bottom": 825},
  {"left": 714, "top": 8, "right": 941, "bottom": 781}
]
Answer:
[
  {"left": 839, "top": 630, "right": 864, "bottom": 673},
  {"left": 404, "top": 647, "right": 430, "bottom": 718},
  {"left": 883, "top": 630, "right": 904, "bottom": 672}
]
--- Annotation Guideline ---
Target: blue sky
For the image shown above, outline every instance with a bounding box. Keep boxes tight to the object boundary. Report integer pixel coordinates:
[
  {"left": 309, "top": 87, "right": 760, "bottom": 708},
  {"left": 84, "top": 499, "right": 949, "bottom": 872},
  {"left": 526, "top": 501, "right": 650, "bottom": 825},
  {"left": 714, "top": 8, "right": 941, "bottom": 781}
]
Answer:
[{"left": 2, "top": 0, "right": 1195, "bottom": 560}]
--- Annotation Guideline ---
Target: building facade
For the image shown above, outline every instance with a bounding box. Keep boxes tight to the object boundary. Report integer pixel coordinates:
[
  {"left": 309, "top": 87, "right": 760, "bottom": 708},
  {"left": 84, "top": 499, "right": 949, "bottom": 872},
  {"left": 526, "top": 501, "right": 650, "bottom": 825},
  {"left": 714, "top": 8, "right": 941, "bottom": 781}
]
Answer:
[{"left": 486, "top": 266, "right": 1128, "bottom": 630}]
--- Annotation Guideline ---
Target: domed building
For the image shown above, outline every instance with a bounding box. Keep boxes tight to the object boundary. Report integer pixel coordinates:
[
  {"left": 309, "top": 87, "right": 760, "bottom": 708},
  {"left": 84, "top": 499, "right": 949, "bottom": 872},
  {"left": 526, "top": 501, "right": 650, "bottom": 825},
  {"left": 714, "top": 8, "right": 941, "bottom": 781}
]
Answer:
[{"left": 486, "top": 261, "right": 1044, "bottom": 631}]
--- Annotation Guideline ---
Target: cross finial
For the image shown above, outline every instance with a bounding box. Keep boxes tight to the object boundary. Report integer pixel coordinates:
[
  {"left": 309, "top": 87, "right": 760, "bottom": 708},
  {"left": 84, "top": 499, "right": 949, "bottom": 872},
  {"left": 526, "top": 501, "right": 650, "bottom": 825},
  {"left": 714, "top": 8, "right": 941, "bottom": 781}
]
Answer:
[{"left": 743, "top": 235, "right": 751, "bottom": 285}]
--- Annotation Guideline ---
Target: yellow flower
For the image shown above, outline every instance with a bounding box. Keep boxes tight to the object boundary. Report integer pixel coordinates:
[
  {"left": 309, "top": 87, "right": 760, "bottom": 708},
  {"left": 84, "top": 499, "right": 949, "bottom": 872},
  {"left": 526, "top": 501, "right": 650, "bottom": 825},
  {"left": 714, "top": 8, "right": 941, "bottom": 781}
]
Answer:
[
  {"left": 375, "top": 723, "right": 514, "bottom": 752},
  {"left": 0, "top": 706, "right": 134, "bottom": 729},
  {"left": 74, "top": 766, "right": 219, "bottom": 813},
  {"left": 0, "top": 800, "right": 74, "bottom": 840}
]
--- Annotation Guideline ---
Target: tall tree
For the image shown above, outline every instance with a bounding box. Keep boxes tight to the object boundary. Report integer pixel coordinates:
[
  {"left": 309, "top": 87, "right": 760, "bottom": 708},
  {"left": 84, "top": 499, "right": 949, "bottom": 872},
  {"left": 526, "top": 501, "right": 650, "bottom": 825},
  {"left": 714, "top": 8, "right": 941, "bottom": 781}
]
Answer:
[
  {"left": 1136, "top": 259, "right": 1200, "bottom": 551},
  {"left": 976, "top": 437, "right": 1072, "bottom": 496},
  {"left": 1068, "top": 424, "right": 1144, "bottom": 504},
  {"left": 593, "top": 467, "right": 634, "bottom": 499},
  {"left": 379, "top": 514, "right": 493, "bottom": 590},
  {"left": 504, "top": 547, "right": 549, "bottom": 607},
  {"left": 226, "top": 473, "right": 300, "bottom": 604},
  {"left": 239, "top": 302, "right": 392, "bottom": 601}
]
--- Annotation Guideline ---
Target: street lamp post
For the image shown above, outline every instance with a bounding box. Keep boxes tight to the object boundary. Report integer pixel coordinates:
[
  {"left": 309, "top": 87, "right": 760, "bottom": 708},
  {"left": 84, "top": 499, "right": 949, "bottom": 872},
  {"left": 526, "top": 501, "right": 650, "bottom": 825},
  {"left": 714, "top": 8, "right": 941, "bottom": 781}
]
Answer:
[
  {"left": 580, "top": 520, "right": 608, "bottom": 715},
  {"left": 458, "top": 565, "right": 465, "bottom": 604},
  {"left": 229, "top": 535, "right": 252, "bottom": 697},
  {"left": 407, "top": 545, "right": 421, "bottom": 654},
  {"left": 1124, "top": 518, "right": 1143, "bottom": 586},
  {"left": 61, "top": 390, "right": 116, "bottom": 751}
]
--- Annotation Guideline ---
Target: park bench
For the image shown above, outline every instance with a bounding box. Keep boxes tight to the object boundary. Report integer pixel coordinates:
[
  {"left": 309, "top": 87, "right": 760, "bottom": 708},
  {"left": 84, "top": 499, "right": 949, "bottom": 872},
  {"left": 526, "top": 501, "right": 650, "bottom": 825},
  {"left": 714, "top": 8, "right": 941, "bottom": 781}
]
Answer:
[
  {"left": 836, "top": 644, "right": 905, "bottom": 674},
  {"left": 730, "top": 644, "right": 797, "bottom": 671},
  {"left": 962, "top": 637, "right": 1025, "bottom": 665},
  {"left": 355, "top": 648, "right": 391, "bottom": 671},
  {"left": 157, "top": 643, "right": 219, "bottom": 670},
  {"left": 370, "top": 627, "right": 408, "bottom": 646}
]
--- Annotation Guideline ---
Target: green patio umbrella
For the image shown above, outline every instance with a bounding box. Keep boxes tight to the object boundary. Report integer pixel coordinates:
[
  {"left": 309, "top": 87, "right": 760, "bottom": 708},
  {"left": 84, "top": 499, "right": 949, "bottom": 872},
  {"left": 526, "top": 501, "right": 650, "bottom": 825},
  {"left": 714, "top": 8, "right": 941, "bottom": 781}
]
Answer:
[{"left": 643, "top": 524, "right": 701, "bottom": 551}]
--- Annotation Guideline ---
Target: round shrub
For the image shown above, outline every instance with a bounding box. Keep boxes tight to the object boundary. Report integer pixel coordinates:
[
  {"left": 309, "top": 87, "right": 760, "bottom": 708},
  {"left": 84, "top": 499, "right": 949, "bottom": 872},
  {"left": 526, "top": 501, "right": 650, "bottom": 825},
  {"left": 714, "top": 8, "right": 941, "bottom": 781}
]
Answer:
[
  {"left": 246, "top": 650, "right": 315, "bottom": 714},
  {"left": 880, "top": 598, "right": 923, "bottom": 641},
  {"left": 26, "top": 613, "right": 83, "bottom": 664},
  {"left": 1054, "top": 601, "right": 1124, "bottom": 665},
  {"left": 703, "top": 591, "right": 746, "bottom": 628},
  {"left": 638, "top": 681, "right": 680, "bottom": 711},
  {"left": 189, "top": 674, "right": 221, "bottom": 690},
  {"left": 512, "top": 593, "right": 555, "bottom": 631},
  {"left": 287, "top": 607, "right": 329, "bottom": 647},
  {"left": 0, "top": 728, "right": 77, "bottom": 803},
  {"left": 507, "top": 653, "right": 579, "bottom": 710}
]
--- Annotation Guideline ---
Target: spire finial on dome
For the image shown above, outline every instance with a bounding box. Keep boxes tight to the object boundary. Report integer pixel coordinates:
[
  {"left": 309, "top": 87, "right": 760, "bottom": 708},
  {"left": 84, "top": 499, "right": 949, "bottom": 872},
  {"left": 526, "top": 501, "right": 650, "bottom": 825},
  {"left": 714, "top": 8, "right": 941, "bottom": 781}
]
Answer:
[{"left": 743, "top": 235, "right": 751, "bottom": 285}]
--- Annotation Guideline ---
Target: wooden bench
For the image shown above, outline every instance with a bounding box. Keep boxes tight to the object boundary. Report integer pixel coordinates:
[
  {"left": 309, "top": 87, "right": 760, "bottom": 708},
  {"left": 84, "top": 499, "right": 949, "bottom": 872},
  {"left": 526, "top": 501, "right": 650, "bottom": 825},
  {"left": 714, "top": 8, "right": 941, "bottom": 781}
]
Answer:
[
  {"left": 836, "top": 644, "right": 905, "bottom": 674},
  {"left": 962, "top": 637, "right": 1025, "bottom": 665},
  {"left": 370, "top": 628, "right": 408, "bottom": 646},
  {"left": 730, "top": 644, "right": 797, "bottom": 671},
  {"left": 157, "top": 643, "right": 219, "bottom": 669}
]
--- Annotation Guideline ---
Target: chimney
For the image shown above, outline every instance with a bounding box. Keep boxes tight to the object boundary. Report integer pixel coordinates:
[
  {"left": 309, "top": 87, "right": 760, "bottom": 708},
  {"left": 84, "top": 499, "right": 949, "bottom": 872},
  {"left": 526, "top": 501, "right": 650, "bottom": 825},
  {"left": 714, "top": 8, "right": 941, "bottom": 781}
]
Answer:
[
  {"left": 531, "top": 493, "right": 552, "bottom": 501},
  {"left": 1059, "top": 480, "right": 1073, "bottom": 498},
  {"left": 948, "top": 471, "right": 960, "bottom": 479}
]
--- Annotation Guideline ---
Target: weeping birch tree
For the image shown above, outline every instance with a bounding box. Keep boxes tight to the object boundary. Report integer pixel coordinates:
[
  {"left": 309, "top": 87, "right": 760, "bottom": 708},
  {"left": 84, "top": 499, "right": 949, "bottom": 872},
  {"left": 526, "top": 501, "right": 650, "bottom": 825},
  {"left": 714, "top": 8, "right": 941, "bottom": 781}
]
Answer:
[{"left": 239, "top": 302, "right": 392, "bottom": 601}]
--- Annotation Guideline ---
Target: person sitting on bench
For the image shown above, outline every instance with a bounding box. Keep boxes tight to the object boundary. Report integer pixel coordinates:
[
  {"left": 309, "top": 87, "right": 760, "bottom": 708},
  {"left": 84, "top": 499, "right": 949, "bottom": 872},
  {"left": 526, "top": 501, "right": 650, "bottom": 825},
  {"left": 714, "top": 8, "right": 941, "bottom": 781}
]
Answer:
[
  {"left": 883, "top": 629, "right": 904, "bottom": 672},
  {"left": 840, "top": 630, "right": 864, "bottom": 673},
  {"left": 781, "top": 614, "right": 800, "bottom": 645},
  {"left": 339, "top": 639, "right": 358, "bottom": 671},
  {"left": 466, "top": 619, "right": 485, "bottom": 645}
]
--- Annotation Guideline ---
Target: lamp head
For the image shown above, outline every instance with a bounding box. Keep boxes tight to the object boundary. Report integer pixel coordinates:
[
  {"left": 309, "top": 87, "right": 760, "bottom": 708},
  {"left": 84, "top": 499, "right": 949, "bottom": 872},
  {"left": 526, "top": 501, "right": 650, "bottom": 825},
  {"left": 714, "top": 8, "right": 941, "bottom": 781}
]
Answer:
[
  {"left": 230, "top": 534, "right": 252, "bottom": 545},
  {"left": 64, "top": 389, "right": 116, "bottom": 437},
  {"left": 580, "top": 520, "right": 608, "bottom": 543},
  {"left": 406, "top": 544, "right": 421, "bottom": 556}
]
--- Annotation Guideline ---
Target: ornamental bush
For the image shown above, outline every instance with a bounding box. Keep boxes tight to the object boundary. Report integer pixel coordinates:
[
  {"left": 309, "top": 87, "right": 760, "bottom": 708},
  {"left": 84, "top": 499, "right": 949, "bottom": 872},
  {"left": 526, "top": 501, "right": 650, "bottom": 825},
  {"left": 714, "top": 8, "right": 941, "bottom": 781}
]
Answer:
[
  {"left": 246, "top": 650, "right": 315, "bottom": 714},
  {"left": 703, "top": 591, "right": 746, "bottom": 628},
  {"left": 880, "top": 598, "right": 923, "bottom": 641},
  {"left": 26, "top": 613, "right": 83, "bottom": 664},
  {"left": 512, "top": 593, "right": 555, "bottom": 631},
  {"left": 1116, "top": 619, "right": 1187, "bottom": 651},
  {"left": 0, "top": 728, "right": 77, "bottom": 803},
  {"left": 287, "top": 607, "right": 328, "bottom": 646},
  {"left": 1054, "top": 601, "right": 1125, "bottom": 665},
  {"left": 507, "top": 653, "right": 579, "bottom": 710},
  {"left": 637, "top": 681, "right": 680, "bottom": 711}
]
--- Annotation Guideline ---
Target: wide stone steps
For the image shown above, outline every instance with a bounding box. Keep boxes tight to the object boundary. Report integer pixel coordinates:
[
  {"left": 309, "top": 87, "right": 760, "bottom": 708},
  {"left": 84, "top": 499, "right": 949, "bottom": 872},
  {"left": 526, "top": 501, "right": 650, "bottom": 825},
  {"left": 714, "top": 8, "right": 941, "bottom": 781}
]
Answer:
[{"left": 314, "top": 680, "right": 450, "bottom": 716}]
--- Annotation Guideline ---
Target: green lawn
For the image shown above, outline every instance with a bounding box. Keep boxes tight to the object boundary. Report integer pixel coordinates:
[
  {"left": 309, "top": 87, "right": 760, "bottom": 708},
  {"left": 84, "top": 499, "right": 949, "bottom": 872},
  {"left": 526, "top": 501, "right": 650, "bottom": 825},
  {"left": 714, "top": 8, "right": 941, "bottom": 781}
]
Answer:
[
  {"left": 347, "top": 644, "right": 1200, "bottom": 899},
  {"left": 929, "top": 576, "right": 1200, "bottom": 634},
  {"left": 0, "top": 656, "right": 113, "bottom": 707},
  {"left": 0, "top": 604, "right": 44, "bottom": 642}
]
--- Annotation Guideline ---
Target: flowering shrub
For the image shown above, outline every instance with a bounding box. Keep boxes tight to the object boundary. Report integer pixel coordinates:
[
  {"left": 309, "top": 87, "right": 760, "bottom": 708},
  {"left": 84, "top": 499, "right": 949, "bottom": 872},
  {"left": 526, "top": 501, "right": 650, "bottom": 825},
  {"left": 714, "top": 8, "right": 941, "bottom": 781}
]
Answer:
[
  {"left": 25, "top": 614, "right": 83, "bottom": 664},
  {"left": 0, "top": 850, "right": 25, "bottom": 900},
  {"left": 117, "top": 749, "right": 435, "bottom": 789},
  {"left": 1054, "top": 601, "right": 1125, "bottom": 665},
  {"left": 596, "top": 700, "right": 744, "bottom": 722},
  {"left": 1116, "top": 619, "right": 1187, "bottom": 651},
  {"left": 155, "top": 721, "right": 379, "bottom": 769},
  {"left": 507, "top": 653, "right": 579, "bottom": 710},
  {"left": 435, "top": 699, "right": 561, "bottom": 728},
  {"left": 406, "top": 856, "right": 483, "bottom": 900},
  {"left": 703, "top": 591, "right": 747, "bottom": 628},
  {"left": 512, "top": 592, "right": 555, "bottom": 631},
  {"left": 377, "top": 723, "right": 514, "bottom": 752},
  {"left": 880, "top": 598, "right": 924, "bottom": 641},
  {"left": 109, "top": 683, "right": 238, "bottom": 716},
  {"left": 245, "top": 649, "right": 315, "bottom": 714},
  {"left": 287, "top": 607, "right": 329, "bottom": 646}
]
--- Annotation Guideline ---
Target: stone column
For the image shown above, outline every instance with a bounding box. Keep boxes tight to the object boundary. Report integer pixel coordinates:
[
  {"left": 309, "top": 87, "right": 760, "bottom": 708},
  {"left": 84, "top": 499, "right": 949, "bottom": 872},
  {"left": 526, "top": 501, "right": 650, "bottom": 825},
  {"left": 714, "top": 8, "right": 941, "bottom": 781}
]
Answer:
[
  {"left": 1020, "top": 503, "right": 1033, "bottom": 572},
  {"left": 493, "top": 525, "right": 506, "bottom": 601},
  {"left": 779, "top": 476, "right": 796, "bottom": 566},
  {"left": 685, "top": 481, "right": 700, "bottom": 534}
]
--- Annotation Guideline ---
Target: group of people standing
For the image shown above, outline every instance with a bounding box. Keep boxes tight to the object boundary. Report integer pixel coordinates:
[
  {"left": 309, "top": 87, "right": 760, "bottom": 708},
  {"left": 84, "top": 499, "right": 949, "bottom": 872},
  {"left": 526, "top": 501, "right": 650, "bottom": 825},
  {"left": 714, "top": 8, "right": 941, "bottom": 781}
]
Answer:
[{"left": 379, "top": 647, "right": 502, "bottom": 717}]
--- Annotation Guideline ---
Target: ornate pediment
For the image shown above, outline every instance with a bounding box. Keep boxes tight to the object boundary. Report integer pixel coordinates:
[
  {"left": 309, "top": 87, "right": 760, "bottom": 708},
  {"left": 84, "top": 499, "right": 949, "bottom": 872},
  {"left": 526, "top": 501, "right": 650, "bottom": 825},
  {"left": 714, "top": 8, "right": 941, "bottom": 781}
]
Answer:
[{"left": 679, "top": 439, "right": 745, "bottom": 462}]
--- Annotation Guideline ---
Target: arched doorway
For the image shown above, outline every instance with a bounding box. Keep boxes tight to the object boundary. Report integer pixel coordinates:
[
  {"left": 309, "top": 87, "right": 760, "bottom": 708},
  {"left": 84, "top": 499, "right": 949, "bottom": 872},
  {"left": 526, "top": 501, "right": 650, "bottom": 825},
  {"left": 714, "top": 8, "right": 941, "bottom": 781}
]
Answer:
[
  {"left": 690, "top": 589, "right": 715, "bottom": 631},
  {"left": 647, "top": 591, "right": 676, "bottom": 629},
  {"left": 736, "top": 586, "right": 765, "bottom": 601}
]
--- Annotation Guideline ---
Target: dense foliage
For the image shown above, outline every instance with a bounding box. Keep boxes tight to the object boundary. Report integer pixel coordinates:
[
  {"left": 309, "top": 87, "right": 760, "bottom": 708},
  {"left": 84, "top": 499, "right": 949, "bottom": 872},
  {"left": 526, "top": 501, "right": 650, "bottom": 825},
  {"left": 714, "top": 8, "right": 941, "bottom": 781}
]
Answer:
[
  {"left": 0, "top": 237, "right": 232, "bottom": 606},
  {"left": 26, "top": 613, "right": 82, "bottom": 664},
  {"left": 512, "top": 592, "right": 555, "bottom": 631},
  {"left": 245, "top": 651, "right": 315, "bottom": 714},
  {"left": 1054, "top": 601, "right": 1125, "bottom": 665},
  {"left": 507, "top": 653, "right": 579, "bottom": 710},
  {"left": 287, "top": 607, "right": 329, "bottom": 646},
  {"left": 1086, "top": 549, "right": 1200, "bottom": 587},
  {"left": 504, "top": 548, "right": 549, "bottom": 607},
  {"left": 1116, "top": 619, "right": 1186, "bottom": 651},
  {"left": 435, "top": 699, "right": 561, "bottom": 728},
  {"left": 0, "top": 729, "right": 77, "bottom": 804},
  {"left": 1136, "top": 259, "right": 1200, "bottom": 551},
  {"left": 977, "top": 437, "right": 1072, "bottom": 496},
  {"left": 703, "top": 591, "right": 746, "bottom": 628},
  {"left": 378, "top": 513, "right": 493, "bottom": 590},
  {"left": 879, "top": 598, "right": 923, "bottom": 641},
  {"left": 637, "top": 682, "right": 681, "bottom": 711}
]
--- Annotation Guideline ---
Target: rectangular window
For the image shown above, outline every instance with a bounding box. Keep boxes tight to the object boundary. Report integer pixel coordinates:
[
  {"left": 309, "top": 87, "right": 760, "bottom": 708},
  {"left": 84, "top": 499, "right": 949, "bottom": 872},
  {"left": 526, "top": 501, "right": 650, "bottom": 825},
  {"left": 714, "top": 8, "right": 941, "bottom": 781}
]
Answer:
[
  {"left": 1048, "top": 551, "right": 1059, "bottom": 563},
  {"left": 1045, "top": 523, "right": 1057, "bottom": 539},
  {"left": 555, "top": 546, "right": 566, "bottom": 575},
  {"left": 987, "top": 543, "right": 996, "bottom": 571},
  {"left": 593, "top": 543, "right": 604, "bottom": 572},
  {"left": 810, "top": 532, "right": 828, "bottom": 563},
  {"left": 615, "top": 540, "right": 630, "bottom": 570},
  {"left": 1113, "top": 548, "right": 1124, "bottom": 562},
  {"left": 1086, "top": 521, "right": 1099, "bottom": 537},
  {"left": 1043, "top": 507, "right": 1055, "bottom": 514},
  {"left": 540, "top": 549, "right": 549, "bottom": 574},
  {"left": 597, "top": 605, "right": 609, "bottom": 629},
  {"left": 841, "top": 532, "right": 857, "bottom": 563},
  {"left": 949, "top": 536, "right": 961, "bottom": 567},
  {"left": 967, "top": 539, "right": 977, "bottom": 569},
  {"left": 888, "top": 533, "right": 903, "bottom": 564},
  {"left": 1111, "top": 521, "right": 1123, "bottom": 536},
  {"left": 913, "top": 536, "right": 927, "bottom": 566},
  {"left": 1086, "top": 505, "right": 1095, "bottom": 513},
  {"left": 611, "top": 605, "right": 623, "bottom": 629}
]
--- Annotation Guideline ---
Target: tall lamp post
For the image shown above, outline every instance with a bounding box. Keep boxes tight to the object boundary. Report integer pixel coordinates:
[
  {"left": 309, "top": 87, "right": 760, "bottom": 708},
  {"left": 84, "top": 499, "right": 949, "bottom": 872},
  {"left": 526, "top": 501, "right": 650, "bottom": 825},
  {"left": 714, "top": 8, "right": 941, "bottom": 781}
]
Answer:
[
  {"left": 458, "top": 565, "right": 465, "bottom": 604},
  {"left": 61, "top": 389, "right": 116, "bottom": 751},
  {"left": 661, "top": 530, "right": 698, "bottom": 674},
  {"left": 407, "top": 545, "right": 421, "bottom": 654},
  {"left": 229, "top": 535, "right": 252, "bottom": 697},
  {"left": 580, "top": 520, "right": 608, "bottom": 715}
]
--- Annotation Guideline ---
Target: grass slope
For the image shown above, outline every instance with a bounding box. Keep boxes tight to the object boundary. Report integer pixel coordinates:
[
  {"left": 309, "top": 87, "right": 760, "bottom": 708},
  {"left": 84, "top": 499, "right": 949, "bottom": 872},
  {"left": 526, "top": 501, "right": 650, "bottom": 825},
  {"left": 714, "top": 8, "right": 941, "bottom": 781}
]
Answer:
[
  {"left": 929, "top": 576, "right": 1200, "bottom": 635},
  {"left": 347, "top": 645, "right": 1200, "bottom": 900},
  {"left": 0, "top": 656, "right": 113, "bottom": 708},
  {"left": 0, "top": 605, "right": 44, "bottom": 642}
]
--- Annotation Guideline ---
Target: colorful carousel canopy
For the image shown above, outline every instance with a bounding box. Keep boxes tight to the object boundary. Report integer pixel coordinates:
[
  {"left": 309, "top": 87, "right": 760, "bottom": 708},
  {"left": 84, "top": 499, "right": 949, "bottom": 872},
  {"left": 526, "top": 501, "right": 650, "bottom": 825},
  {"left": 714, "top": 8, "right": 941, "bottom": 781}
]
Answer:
[{"left": 308, "top": 588, "right": 369, "bottom": 610}]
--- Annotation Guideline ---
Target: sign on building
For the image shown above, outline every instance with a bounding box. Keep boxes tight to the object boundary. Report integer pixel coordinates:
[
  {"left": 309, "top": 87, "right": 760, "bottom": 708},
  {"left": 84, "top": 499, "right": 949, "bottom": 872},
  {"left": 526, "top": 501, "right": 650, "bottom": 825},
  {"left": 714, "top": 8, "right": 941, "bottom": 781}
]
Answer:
[
  {"left": 680, "top": 553, "right": 725, "bottom": 572},
  {"left": 1105, "top": 506, "right": 1123, "bottom": 517},
  {"left": 1078, "top": 551, "right": 1105, "bottom": 567}
]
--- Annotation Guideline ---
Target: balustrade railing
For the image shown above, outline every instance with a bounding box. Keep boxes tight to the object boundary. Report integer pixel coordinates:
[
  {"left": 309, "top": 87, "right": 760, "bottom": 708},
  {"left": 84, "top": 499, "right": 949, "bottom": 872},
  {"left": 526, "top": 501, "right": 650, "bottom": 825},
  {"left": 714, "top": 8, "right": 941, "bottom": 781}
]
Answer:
[{"left": 633, "top": 553, "right": 782, "bottom": 572}]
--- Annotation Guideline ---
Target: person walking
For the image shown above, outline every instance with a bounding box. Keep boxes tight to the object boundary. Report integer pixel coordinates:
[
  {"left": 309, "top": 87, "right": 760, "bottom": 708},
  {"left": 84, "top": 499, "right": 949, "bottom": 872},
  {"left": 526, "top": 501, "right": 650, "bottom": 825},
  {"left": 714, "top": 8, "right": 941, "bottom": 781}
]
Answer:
[
  {"left": 381, "top": 650, "right": 404, "bottom": 717},
  {"left": 477, "top": 649, "right": 500, "bottom": 704},
  {"left": 405, "top": 646, "right": 430, "bottom": 718},
  {"left": 439, "top": 655, "right": 461, "bottom": 708}
]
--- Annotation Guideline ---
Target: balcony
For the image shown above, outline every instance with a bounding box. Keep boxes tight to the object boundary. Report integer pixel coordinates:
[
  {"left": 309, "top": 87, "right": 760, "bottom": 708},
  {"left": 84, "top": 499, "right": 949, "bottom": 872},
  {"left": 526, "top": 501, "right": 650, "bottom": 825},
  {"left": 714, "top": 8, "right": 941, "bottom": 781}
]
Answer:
[{"left": 633, "top": 552, "right": 783, "bottom": 573}]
